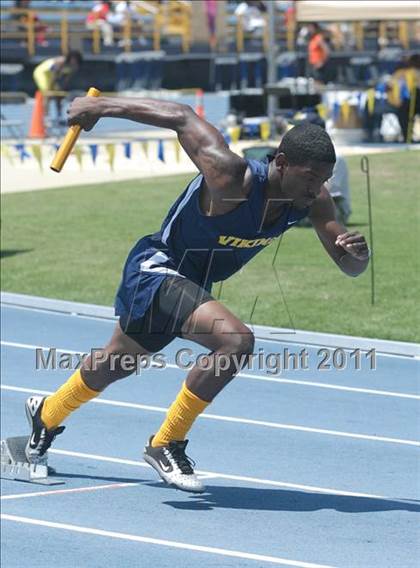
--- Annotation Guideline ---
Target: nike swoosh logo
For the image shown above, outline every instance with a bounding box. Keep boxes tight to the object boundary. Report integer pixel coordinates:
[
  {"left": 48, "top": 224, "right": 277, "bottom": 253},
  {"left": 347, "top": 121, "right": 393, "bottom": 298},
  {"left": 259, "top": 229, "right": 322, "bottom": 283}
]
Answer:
[
  {"left": 158, "top": 460, "right": 171, "bottom": 473},
  {"left": 29, "top": 429, "right": 46, "bottom": 449},
  {"left": 287, "top": 221, "right": 297, "bottom": 226},
  {"left": 29, "top": 432, "right": 38, "bottom": 448}
]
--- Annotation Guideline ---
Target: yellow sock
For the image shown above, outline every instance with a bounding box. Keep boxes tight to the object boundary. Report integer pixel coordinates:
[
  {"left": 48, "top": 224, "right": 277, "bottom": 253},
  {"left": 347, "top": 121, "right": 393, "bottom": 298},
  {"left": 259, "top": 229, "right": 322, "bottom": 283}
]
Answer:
[
  {"left": 41, "top": 370, "right": 99, "bottom": 430},
  {"left": 151, "top": 382, "right": 209, "bottom": 447}
]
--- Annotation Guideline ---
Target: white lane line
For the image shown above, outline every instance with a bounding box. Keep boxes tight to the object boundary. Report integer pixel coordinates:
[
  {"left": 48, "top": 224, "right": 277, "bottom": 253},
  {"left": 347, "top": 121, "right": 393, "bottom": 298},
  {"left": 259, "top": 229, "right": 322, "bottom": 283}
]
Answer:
[
  {"left": 256, "top": 337, "right": 420, "bottom": 361},
  {"left": 1, "top": 482, "right": 138, "bottom": 501},
  {"left": 4, "top": 302, "right": 419, "bottom": 360},
  {"left": 196, "top": 474, "right": 220, "bottom": 480},
  {"left": 1, "top": 304, "right": 114, "bottom": 323},
  {"left": 2, "top": 340, "right": 419, "bottom": 400},
  {"left": 3, "top": 384, "right": 419, "bottom": 447},
  {"left": 0, "top": 513, "right": 337, "bottom": 568},
  {"left": 49, "top": 448, "right": 420, "bottom": 505},
  {"left": 222, "top": 373, "right": 420, "bottom": 400}
]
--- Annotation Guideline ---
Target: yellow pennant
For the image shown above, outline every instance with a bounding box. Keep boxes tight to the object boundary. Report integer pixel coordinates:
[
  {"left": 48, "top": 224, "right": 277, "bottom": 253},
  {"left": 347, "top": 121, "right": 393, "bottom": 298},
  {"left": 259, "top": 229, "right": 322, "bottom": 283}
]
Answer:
[
  {"left": 316, "top": 103, "right": 328, "bottom": 120},
  {"left": 140, "top": 141, "right": 148, "bottom": 158},
  {"left": 228, "top": 126, "right": 241, "bottom": 143},
  {"left": 340, "top": 100, "right": 351, "bottom": 125},
  {"left": 260, "top": 122, "right": 270, "bottom": 141},
  {"left": 32, "top": 144, "right": 43, "bottom": 171},
  {"left": 105, "top": 143, "right": 115, "bottom": 171},
  {"left": 174, "top": 139, "right": 181, "bottom": 163},
  {"left": 0, "top": 144, "right": 15, "bottom": 166},
  {"left": 366, "top": 89, "right": 375, "bottom": 115},
  {"left": 74, "top": 145, "right": 83, "bottom": 170}
]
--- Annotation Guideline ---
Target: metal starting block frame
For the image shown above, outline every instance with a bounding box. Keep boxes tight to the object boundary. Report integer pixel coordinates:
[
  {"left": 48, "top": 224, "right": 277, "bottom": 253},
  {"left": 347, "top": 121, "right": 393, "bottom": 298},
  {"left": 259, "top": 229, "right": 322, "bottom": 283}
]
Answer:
[{"left": 1, "top": 436, "right": 64, "bottom": 485}]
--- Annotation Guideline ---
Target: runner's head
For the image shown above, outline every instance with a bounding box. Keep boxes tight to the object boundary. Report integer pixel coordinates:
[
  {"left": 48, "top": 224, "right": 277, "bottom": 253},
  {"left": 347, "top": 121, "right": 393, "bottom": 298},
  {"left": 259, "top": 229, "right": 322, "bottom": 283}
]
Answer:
[
  {"left": 273, "top": 122, "right": 336, "bottom": 209},
  {"left": 308, "top": 23, "right": 322, "bottom": 37},
  {"left": 64, "top": 50, "right": 83, "bottom": 72}
]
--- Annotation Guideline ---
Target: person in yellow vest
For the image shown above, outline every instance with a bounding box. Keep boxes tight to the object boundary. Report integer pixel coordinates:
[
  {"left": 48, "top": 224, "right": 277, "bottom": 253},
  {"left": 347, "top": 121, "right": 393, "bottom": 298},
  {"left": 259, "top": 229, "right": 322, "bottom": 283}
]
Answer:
[
  {"left": 33, "top": 51, "right": 83, "bottom": 118},
  {"left": 387, "top": 54, "right": 420, "bottom": 142}
]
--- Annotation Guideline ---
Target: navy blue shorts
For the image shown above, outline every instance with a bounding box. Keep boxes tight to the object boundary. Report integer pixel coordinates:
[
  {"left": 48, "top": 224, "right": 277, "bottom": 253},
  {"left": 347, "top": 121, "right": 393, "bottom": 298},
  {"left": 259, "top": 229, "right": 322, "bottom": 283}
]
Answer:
[{"left": 119, "top": 276, "right": 214, "bottom": 353}]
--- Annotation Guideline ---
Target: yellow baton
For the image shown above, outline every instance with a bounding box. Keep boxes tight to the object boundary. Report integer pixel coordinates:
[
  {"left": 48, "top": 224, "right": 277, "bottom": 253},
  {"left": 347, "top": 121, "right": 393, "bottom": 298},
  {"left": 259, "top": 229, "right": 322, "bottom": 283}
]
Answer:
[{"left": 50, "top": 87, "right": 101, "bottom": 173}]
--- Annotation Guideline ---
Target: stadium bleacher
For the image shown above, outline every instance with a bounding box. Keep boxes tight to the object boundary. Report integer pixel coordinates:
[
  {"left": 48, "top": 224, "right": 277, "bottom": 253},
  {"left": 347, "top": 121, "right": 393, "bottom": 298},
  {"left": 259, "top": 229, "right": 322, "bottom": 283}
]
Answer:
[{"left": 0, "top": 1, "right": 419, "bottom": 94}]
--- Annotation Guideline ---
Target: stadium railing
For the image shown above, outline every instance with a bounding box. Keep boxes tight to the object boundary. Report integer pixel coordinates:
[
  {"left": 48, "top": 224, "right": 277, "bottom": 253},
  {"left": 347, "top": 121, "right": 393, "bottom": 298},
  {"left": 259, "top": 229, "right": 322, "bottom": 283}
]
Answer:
[
  {"left": 222, "top": 1, "right": 416, "bottom": 54},
  {"left": 0, "top": 1, "right": 191, "bottom": 56},
  {"left": 0, "top": 2, "right": 417, "bottom": 57}
]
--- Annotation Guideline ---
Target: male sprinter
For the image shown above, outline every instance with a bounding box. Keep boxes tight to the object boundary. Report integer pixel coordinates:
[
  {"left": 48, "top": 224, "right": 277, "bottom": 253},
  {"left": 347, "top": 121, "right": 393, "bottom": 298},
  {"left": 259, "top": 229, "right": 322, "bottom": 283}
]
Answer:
[{"left": 25, "top": 96, "right": 369, "bottom": 492}]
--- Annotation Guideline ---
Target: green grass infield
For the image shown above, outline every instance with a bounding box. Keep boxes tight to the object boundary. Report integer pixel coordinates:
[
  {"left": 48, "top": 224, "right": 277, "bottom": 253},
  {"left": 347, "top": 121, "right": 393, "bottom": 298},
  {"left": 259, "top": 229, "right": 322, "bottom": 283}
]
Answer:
[{"left": 1, "top": 151, "right": 419, "bottom": 342}]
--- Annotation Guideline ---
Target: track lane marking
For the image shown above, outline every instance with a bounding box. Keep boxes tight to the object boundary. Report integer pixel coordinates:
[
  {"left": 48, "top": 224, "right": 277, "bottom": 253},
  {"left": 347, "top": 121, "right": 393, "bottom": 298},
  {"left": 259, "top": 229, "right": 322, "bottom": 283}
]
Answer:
[
  {"left": 1, "top": 482, "right": 138, "bottom": 500},
  {"left": 0, "top": 513, "right": 337, "bottom": 567},
  {"left": 2, "top": 447, "right": 417, "bottom": 504},
  {"left": 3, "top": 303, "right": 419, "bottom": 360},
  {"left": 40, "top": 448, "right": 420, "bottom": 505},
  {"left": 2, "top": 384, "right": 419, "bottom": 447},
  {"left": 2, "top": 340, "right": 419, "bottom": 400}
]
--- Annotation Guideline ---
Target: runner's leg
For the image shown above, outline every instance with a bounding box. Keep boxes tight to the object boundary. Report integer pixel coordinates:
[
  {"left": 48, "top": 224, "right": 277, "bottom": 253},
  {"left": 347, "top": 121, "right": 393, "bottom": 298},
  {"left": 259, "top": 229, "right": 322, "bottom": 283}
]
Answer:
[
  {"left": 40, "top": 321, "right": 150, "bottom": 430},
  {"left": 151, "top": 299, "right": 254, "bottom": 447}
]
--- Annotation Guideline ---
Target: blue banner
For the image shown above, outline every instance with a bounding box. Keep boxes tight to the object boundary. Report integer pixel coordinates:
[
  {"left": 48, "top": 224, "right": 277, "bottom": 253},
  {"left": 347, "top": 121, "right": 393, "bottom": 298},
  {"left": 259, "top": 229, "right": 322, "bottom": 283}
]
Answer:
[
  {"left": 123, "top": 142, "right": 132, "bottom": 159},
  {"left": 89, "top": 144, "right": 98, "bottom": 165},
  {"left": 15, "top": 144, "right": 31, "bottom": 162},
  {"left": 158, "top": 140, "right": 165, "bottom": 162}
]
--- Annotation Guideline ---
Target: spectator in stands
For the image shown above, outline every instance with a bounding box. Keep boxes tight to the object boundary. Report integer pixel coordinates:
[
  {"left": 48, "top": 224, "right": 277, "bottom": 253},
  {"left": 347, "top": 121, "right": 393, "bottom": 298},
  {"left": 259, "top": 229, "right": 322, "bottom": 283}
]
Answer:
[
  {"left": 33, "top": 51, "right": 83, "bottom": 119},
  {"left": 307, "top": 23, "right": 330, "bottom": 84},
  {"left": 282, "top": 1, "right": 295, "bottom": 28},
  {"left": 131, "top": 0, "right": 159, "bottom": 16},
  {"left": 204, "top": 0, "right": 217, "bottom": 50},
  {"left": 234, "top": 1, "right": 266, "bottom": 35},
  {"left": 107, "top": 1, "right": 144, "bottom": 47},
  {"left": 327, "top": 23, "right": 355, "bottom": 51},
  {"left": 109, "top": 0, "right": 132, "bottom": 25},
  {"left": 388, "top": 54, "right": 420, "bottom": 142},
  {"left": 13, "top": 0, "right": 48, "bottom": 47},
  {"left": 86, "top": 0, "right": 114, "bottom": 46}
]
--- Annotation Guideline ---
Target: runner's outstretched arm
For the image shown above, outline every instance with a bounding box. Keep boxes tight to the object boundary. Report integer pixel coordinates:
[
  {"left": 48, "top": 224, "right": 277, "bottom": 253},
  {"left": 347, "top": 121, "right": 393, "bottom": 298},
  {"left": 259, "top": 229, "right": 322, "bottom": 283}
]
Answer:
[
  {"left": 309, "top": 186, "right": 369, "bottom": 277},
  {"left": 67, "top": 96, "right": 247, "bottom": 194}
]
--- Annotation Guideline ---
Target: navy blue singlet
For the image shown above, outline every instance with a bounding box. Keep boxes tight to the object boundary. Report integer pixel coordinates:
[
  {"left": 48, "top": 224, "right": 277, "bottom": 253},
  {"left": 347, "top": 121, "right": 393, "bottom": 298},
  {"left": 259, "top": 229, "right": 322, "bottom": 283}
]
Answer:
[{"left": 115, "top": 158, "right": 309, "bottom": 321}]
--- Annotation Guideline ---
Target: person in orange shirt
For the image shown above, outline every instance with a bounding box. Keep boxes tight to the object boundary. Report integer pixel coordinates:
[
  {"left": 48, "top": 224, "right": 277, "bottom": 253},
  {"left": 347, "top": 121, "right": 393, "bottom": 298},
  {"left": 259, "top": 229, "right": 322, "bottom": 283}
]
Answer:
[{"left": 307, "top": 23, "right": 330, "bottom": 84}]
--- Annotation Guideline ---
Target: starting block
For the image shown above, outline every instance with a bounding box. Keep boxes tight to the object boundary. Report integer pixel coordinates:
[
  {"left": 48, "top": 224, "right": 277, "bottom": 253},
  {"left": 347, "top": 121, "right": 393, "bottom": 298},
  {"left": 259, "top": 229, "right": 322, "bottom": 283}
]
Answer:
[{"left": 1, "top": 436, "right": 64, "bottom": 485}]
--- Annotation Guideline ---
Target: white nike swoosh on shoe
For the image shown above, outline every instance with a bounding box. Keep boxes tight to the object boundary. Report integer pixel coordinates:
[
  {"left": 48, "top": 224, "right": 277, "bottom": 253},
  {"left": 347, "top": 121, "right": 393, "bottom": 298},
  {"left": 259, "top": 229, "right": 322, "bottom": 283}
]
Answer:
[
  {"left": 158, "top": 460, "right": 172, "bottom": 473},
  {"left": 29, "top": 432, "right": 38, "bottom": 448}
]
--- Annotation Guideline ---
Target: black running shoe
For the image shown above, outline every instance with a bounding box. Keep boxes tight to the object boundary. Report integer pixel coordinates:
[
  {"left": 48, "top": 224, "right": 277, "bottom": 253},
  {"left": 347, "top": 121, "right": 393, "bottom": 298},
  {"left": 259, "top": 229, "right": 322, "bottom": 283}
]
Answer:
[
  {"left": 25, "top": 395, "right": 65, "bottom": 464},
  {"left": 143, "top": 436, "right": 204, "bottom": 493}
]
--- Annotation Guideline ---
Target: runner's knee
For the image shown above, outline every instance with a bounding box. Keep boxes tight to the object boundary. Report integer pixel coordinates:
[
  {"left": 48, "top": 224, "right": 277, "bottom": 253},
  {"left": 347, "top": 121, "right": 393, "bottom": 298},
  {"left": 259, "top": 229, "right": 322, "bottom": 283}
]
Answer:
[{"left": 220, "top": 329, "right": 255, "bottom": 359}]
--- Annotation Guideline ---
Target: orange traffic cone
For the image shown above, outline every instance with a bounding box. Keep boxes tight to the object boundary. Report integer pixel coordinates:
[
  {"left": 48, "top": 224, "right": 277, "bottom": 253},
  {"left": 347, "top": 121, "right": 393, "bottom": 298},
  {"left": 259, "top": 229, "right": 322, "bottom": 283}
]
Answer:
[
  {"left": 195, "top": 88, "right": 205, "bottom": 119},
  {"left": 29, "top": 90, "right": 46, "bottom": 138}
]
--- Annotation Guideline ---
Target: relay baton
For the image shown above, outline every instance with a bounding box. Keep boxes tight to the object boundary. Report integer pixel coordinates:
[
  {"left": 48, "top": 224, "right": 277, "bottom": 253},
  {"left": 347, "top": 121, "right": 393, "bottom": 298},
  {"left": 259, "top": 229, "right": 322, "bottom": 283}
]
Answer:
[{"left": 50, "top": 87, "right": 101, "bottom": 173}]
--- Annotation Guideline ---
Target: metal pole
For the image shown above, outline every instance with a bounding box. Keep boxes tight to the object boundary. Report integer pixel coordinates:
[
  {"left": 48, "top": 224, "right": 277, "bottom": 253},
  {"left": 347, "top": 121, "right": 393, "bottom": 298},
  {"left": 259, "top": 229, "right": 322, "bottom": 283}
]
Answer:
[
  {"left": 361, "top": 156, "right": 375, "bottom": 306},
  {"left": 266, "top": 0, "right": 277, "bottom": 129}
]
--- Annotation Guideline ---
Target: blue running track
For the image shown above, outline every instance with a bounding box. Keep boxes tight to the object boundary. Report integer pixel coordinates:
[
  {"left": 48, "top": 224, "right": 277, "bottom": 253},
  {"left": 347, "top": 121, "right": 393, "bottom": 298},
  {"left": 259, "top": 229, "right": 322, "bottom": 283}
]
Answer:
[{"left": 1, "top": 301, "right": 419, "bottom": 568}]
